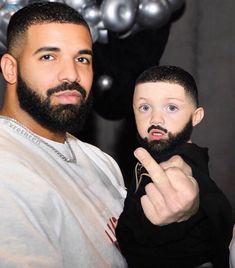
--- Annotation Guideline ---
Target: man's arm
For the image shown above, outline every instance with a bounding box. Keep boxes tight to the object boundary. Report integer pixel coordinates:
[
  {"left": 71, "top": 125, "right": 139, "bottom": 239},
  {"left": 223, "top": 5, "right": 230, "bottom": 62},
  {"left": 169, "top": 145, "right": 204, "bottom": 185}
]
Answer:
[{"left": 134, "top": 147, "right": 199, "bottom": 225}]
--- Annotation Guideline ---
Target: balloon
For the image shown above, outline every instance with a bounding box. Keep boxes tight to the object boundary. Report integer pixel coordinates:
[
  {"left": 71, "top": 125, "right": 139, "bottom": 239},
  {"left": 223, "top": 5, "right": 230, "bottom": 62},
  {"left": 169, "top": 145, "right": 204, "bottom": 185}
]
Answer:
[
  {"left": 82, "top": 3, "right": 100, "bottom": 26},
  {"left": 97, "top": 74, "right": 113, "bottom": 91},
  {"left": 137, "top": 0, "right": 171, "bottom": 28},
  {"left": 88, "top": 24, "right": 99, "bottom": 43},
  {"left": 118, "top": 22, "right": 142, "bottom": 39},
  {"left": 64, "top": 0, "right": 94, "bottom": 13},
  {"left": 49, "top": 0, "right": 65, "bottom": 3},
  {"left": 93, "top": 20, "right": 108, "bottom": 43},
  {"left": 4, "top": 0, "right": 28, "bottom": 5},
  {"left": 100, "top": 0, "right": 139, "bottom": 32},
  {"left": 0, "top": 0, "right": 186, "bottom": 45},
  {"left": 0, "top": 3, "right": 22, "bottom": 40},
  {"left": 167, "top": 0, "right": 184, "bottom": 12},
  {"left": 0, "top": 2, "right": 22, "bottom": 15},
  {"left": 97, "top": 28, "right": 108, "bottom": 44}
]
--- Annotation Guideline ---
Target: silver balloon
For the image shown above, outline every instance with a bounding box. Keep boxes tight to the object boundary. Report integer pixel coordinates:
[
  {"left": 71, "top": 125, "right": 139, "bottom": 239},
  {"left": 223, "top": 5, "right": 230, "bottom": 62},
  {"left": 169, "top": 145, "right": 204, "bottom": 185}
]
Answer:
[
  {"left": 27, "top": 0, "right": 44, "bottom": 4},
  {"left": 0, "top": 2, "right": 22, "bottom": 15},
  {"left": 5, "top": 0, "right": 28, "bottom": 6},
  {"left": 100, "top": 0, "right": 139, "bottom": 32},
  {"left": 82, "top": 3, "right": 100, "bottom": 26},
  {"left": 49, "top": 0, "right": 65, "bottom": 3},
  {"left": 0, "top": 3, "right": 22, "bottom": 39},
  {"left": 167, "top": 0, "right": 184, "bottom": 12},
  {"left": 97, "top": 28, "right": 108, "bottom": 44},
  {"left": 64, "top": 0, "right": 94, "bottom": 13},
  {"left": 118, "top": 23, "right": 142, "bottom": 39},
  {"left": 92, "top": 20, "right": 108, "bottom": 43},
  {"left": 97, "top": 74, "right": 113, "bottom": 91},
  {"left": 137, "top": 0, "right": 171, "bottom": 28},
  {"left": 88, "top": 24, "right": 99, "bottom": 43}
]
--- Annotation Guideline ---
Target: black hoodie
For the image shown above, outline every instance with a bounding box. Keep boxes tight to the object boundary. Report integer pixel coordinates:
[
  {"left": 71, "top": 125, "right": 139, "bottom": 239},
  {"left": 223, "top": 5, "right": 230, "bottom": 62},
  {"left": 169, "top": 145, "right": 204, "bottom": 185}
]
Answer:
[{"left": 116, "top": 143, "right": 233, "bottom": 268}]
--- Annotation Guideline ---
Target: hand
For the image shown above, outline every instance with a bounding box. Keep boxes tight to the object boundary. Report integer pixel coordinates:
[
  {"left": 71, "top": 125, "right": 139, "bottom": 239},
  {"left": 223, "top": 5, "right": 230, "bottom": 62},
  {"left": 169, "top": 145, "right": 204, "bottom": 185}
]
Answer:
[
  {"left": 159, "top": 155, "right": 192, "bottom": 177},
  {"left": 134, "top": 148, "right": 199, "bottom": 226}
]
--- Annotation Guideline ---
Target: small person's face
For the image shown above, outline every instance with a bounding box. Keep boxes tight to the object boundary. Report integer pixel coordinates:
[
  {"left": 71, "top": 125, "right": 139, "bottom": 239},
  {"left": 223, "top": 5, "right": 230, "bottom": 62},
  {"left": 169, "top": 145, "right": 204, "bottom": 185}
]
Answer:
[
  {"left": 133, "top": 81, "right": 203, "bottom": 143},
  {"left": 18, "top": 22, "right": 93, "bottom": 106}
]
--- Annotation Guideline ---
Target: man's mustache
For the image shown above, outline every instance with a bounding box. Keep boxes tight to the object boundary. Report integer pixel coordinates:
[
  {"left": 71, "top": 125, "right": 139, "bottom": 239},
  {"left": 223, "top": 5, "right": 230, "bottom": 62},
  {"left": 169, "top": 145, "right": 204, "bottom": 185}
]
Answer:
[
  {"left": 47, "top": 82, "right": 87, "bottom": 99},
  {"left": 148, "top": 125, "right": 168, "bottom": 134}
]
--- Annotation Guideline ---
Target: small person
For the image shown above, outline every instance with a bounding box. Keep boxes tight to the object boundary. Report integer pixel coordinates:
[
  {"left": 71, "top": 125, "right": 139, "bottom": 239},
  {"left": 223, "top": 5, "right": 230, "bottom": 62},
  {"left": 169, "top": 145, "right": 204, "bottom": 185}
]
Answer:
[{"left": 116, "top": 65, "right": 233, "bottom": 268}]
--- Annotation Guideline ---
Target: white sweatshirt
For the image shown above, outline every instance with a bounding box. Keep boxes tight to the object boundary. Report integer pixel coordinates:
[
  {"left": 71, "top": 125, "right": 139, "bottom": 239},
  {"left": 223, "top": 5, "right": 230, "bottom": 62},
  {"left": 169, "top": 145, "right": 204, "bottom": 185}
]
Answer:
[{"left": 0, "top": 116, "right": 127, "bottom": 268}]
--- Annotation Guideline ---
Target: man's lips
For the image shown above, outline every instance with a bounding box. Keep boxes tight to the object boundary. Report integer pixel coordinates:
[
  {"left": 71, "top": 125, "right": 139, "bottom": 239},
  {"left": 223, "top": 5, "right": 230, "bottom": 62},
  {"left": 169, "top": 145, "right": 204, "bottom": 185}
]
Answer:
[{"left": 52, "top": 90, "right": 82, "bottom": 104}]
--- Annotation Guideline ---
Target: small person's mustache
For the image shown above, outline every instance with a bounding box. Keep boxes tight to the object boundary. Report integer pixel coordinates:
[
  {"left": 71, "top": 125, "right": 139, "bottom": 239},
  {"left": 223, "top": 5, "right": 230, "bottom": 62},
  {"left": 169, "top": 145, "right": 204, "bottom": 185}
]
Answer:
[
  {"left": 47, "top": 82, "right": 87, "bottom": 99},
  {"left": 148, "top": 125, "right": 168, "bottom": 134}
]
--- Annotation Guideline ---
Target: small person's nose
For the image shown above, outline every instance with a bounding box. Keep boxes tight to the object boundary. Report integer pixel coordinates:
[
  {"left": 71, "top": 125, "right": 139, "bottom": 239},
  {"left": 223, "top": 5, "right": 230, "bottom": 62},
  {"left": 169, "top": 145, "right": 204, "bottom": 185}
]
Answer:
[{"left": 150, "top": 110, "right": 165, "bottom": 126}]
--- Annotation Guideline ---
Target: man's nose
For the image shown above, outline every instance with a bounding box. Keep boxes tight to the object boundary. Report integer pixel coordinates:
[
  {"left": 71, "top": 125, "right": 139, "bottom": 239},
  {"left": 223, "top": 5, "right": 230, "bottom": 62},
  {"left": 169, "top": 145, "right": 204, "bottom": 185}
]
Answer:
[{"left": 58, "top": 60, "right": 80, "bottom": 84}]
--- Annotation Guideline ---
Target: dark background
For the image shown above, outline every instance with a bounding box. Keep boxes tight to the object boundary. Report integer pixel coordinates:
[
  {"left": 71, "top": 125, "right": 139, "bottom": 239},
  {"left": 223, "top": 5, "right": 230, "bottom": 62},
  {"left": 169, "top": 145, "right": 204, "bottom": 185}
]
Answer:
[{"left": 0, "top": 0, "right": 234, "bottom": 217}]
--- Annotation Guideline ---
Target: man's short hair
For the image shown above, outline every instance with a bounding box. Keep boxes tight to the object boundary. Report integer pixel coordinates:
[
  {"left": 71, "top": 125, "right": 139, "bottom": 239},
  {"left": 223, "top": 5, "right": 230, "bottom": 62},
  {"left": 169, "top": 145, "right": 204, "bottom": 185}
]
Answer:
[
  {"left": 135, "top": 65, "right": 199, "bottom": 107},
  {"left": 7, "top": 2, "right": 90, "bottom": 55}
]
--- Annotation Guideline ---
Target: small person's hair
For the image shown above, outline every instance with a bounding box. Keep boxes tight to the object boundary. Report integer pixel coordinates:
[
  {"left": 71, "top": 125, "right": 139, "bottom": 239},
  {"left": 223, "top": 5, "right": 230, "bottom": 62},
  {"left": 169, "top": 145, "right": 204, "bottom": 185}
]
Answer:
[
  {"left": 135, "top": 65, "right": 199, "bottom": 107},
  {"left": 7, "top": 2, "right": 90, "bottom": 54}
]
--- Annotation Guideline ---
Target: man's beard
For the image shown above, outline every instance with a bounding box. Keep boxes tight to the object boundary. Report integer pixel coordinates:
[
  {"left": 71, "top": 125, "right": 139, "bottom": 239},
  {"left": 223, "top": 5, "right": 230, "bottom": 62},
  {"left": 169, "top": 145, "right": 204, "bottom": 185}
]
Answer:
[
  {"left": 16, "top": 74, "right": 93, "bottom": 134},
  {"left": 137, "top": 118, "right": 193, "bottom": 155}
]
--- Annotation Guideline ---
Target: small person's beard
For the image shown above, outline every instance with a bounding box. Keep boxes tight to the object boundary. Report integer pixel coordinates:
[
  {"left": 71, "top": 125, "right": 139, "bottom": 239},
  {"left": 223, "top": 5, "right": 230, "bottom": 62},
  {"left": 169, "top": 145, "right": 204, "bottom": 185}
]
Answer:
[
  {"left": 16, "top": 74, "right": 93, "bottom": 134},
  {"left": 137, "top": 119, "right": 193, "bottom": 155}
]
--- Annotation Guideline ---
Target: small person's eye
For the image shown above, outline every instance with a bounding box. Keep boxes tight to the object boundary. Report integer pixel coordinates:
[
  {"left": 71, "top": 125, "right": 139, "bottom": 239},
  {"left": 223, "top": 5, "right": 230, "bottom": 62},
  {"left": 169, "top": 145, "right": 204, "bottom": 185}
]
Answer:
[
  {"left": 166, "top": 104, "right": 178, "bottom": 112},
  {"left": 139, "top": 104, "right": 151, "bottom": 112},
  {"left": 40, "top": 54, "right": 54, "bottom": 61}
]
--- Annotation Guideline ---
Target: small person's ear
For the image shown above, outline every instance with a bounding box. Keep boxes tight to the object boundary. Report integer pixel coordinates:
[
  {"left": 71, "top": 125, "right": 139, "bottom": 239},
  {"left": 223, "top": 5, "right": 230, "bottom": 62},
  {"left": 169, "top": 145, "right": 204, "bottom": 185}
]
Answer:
[
  {"left": 192, "top": 107, "right": 204, "bottom": 126},
  {"left": 0, "top": 53, "right": 17, "bottom": 84}
]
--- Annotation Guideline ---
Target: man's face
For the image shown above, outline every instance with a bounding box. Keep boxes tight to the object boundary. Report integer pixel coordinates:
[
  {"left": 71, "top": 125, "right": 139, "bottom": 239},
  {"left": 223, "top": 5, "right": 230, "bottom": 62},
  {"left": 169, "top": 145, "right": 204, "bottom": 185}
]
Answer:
[
  {"left": 17, "top": 73, "right": 92, "bottom": 133},
  {"left": 133, "top": 81, "right": 203, "bottom": 153},
  {"left": 16, "top": 23, "right": 93, "bottom": 133}
]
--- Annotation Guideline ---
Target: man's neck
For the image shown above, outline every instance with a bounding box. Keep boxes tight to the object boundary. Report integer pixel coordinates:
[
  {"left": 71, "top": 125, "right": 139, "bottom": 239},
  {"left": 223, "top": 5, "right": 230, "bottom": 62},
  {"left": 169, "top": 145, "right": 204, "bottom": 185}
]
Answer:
[{"left": 0, "top": 109, "right": 66, "bottom": 143}]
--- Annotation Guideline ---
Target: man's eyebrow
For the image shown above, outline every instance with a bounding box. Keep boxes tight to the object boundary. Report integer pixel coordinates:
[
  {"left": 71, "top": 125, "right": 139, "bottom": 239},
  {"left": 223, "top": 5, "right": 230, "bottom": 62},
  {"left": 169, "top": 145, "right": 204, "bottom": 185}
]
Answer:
[
  {"left": 33, "top": 47, "right": 60, "bottom": 55},
  {"left": 33, "top": 47, "right": 93, "bottom": 57},
  {"left": 79, "top": 49, "right": 93, "bottom": 57}
]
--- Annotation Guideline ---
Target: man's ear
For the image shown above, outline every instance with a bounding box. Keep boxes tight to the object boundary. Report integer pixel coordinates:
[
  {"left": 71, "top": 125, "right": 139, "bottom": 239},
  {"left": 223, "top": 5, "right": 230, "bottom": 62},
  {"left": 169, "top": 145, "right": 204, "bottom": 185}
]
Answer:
[
  {"left": 192, "top": 107, "right": 204, "bottom": 126},
  {"left": 0, "top": 53, "right": 17, "bottom": 84}
]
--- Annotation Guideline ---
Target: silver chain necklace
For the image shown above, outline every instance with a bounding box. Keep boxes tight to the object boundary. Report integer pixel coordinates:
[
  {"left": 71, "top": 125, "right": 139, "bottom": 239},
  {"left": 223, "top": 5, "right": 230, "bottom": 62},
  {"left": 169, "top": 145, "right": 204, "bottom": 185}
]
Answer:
[{"left": 0, "top": 116, "right": 77, "bottom": 163}]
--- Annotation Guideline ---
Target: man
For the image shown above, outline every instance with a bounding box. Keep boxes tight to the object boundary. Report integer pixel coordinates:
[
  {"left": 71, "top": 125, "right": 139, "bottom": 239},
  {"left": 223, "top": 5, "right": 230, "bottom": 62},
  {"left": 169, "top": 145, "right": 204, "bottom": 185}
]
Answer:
[
  {"left": 0, "top": 3, "right": 199, "bottom": 267},
  {"left": 116, "top": 65, "right": 233, "bottom": 268}
]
